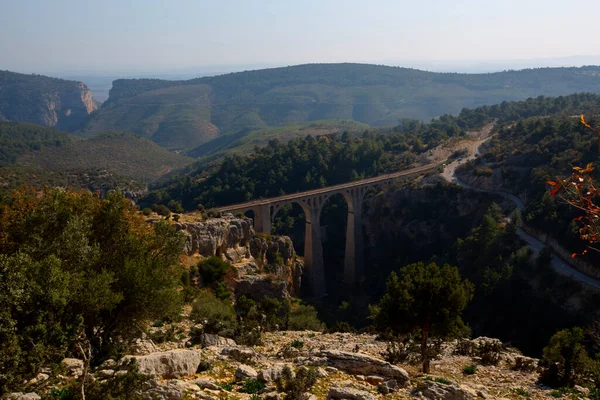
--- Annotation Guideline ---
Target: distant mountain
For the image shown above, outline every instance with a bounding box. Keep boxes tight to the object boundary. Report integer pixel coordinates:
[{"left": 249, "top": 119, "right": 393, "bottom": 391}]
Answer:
[
  {"left": 0, "top": 70, "right": 98, "bottom": 131},
  {"left": 82, "top": 63, "right": 600, "bottom": 151}
]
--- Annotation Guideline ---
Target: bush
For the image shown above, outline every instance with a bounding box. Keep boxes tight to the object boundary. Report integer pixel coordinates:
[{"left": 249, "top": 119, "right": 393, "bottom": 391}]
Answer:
[
  {"left": 539, "top": 327, "right": 597, "bottom": 388},
  {"left": 152, "top": 203, "right": 171, "bottom": 217},
  {"left": 462, "top": 364, "right": 477, "bottom": 375},
  {"left": 172, "top": 214, "right": 180, "bottom": 222},
  {"left": 198, "top": 257, "right": 231, "bottom": 285},
  {"left": 288, "top": 304, "right": 324, "bottom": 332},
  {"left": 141, "top": 207, "right": 152, "bottom": 216},
  {"left": 476, "top": 339, "right": 503, "bottom": 365},
  {"left": 290, "top": 340, "right": 304, "bottom": 349},
  {"left": 190, "top": 290, "right": 236, "bottom": 337},
  {"left": 240, "top": 379, "right": 266, "bottom": 394},
  {"left": 275, "top": 366, "right": 317, "bottom": 400}
]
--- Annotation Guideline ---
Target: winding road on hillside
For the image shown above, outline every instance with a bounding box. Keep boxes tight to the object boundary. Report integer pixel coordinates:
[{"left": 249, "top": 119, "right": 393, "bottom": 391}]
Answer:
[{"left": 442, "top": 134, "right": 600, "bottom": 290}]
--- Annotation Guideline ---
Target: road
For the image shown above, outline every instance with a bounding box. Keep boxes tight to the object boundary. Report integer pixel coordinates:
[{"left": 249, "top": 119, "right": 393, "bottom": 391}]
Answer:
[{"left": 441, "top": 136, "right": 600, "bottom": 290}]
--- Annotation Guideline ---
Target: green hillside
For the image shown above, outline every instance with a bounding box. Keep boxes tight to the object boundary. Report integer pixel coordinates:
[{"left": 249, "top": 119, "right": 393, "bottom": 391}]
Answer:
[
  {"left": 83, "top": 63, "right": 600, "bottom": 151},
  {"left": 188, "top": 119, "right": 370, "bottom": 159},
  {"left": 17, "top": 131, "right": 195, "bottom": 181},
  {"left": 0, "top": 70, "right": 98, "bottom": 131},
  {"left": 0, "top": 122, "right": 77, "bottom": 166}
]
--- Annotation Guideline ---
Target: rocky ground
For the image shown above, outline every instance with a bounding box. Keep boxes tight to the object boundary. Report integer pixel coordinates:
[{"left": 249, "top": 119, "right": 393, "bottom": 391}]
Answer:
[{"left": 7, "top": 328, "right": 590, "bottom": 400}]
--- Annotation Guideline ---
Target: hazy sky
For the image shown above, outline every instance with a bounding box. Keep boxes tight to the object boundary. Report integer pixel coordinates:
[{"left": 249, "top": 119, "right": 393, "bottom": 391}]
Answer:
[{"left": 2, "top": 0, "right": 600, "bottom": 74}]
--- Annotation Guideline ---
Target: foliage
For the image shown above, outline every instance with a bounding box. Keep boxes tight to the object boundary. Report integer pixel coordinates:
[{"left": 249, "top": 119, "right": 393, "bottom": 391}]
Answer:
[
  {"left": 539, "top": 327, "right": 598, "bottom": 388},
  {"left": 287, "top": 303, "right": 325, "bottom": 332},
  {"left": 197, "top": 257, "right": 232, "bottom": 285},
  {"left": 275, "top": 366, "right": 317, "bottom": 400},
  {"left": 0, "top": 122, "right": 74, "bottom": 166},
  {"left": 289, "top": 340, "right": 304, "bottom": 349},
  {"left": 462, "top": 364, "right": 477, "bottom": 375},
  {"left": 0, "top": 188, "right": 184, "bottom": 393},
  {"left": 239, "top": 379, "right": 266, "bottom": 394},
  {"left": 370, "top": 262, "right": 473, "bottom": 373},
  {"left": 190, "top": 290, "right": 236, "bottom": 337}
]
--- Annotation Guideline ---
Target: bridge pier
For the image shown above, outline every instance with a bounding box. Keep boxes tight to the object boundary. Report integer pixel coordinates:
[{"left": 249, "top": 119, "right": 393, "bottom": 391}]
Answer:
[
  {"left": 344, "top": 187, "right": 365, "bottom": 287},
  {"left": 302, "top": 196, "right": 326, "bottom": 298},
  {"left": 253, "top": 204, "right": 272, "bottom": 233}
]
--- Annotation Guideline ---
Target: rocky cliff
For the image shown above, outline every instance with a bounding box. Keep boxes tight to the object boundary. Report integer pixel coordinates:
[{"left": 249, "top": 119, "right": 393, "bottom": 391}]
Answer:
[
  {"left": 0, "top": 70, "right": 98, "bottom": 131},
  {"left": 175, "top": 214, "right": 303, "bottom": 298}
]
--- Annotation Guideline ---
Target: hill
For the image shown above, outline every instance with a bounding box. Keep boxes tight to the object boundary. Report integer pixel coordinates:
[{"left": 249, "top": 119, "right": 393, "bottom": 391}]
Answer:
[
  {"left": 187, "top": 119, "right": 370, "bottom": 159},
  {"left": 0, "top": 121, "right": 78, "bottom": 166},
  {"left": 0, "top": 70, "right": 98, "bottom": 131},
  {"left": 17, "top": 130, "right": 195, "bottom": 181},
  {"left": 0, "top": 122, "right": 196, "bottom": 193},
  {"left": 83, "top": 63, "right": 600, "bottom": 151}
]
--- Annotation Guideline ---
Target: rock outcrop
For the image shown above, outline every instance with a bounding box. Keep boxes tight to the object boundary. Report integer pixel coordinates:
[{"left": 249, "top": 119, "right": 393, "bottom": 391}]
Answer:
[
  {"left": 319, "top": 350, "right": 410, "bottom": 386},
  {"left": 177, "top": 215, "right": 303, "bottom": 298},
  {"left": 123, "top": 349, "right": 203, "bottom": 378}
]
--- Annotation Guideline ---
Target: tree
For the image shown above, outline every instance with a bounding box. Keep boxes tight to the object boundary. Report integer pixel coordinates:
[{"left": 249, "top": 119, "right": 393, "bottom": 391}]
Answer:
[
  {"left": 0, "top": 188, "right": 184, "bottom": 393},
  {"left": 539, "top": 327, "right": 597, "bottom": 387},
  {"left": 370, "top": 262, "right": 473, "bottom": 373}
]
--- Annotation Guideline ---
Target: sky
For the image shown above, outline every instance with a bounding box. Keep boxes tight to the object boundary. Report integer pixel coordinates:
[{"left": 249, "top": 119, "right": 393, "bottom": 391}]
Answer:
[{"left": 2, "top": 0, "right": 600, "bottom": 75}]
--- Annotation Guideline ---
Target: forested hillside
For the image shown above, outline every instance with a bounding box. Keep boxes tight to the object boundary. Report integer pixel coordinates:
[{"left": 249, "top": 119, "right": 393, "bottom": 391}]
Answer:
[
  {"left": 0, "top": 122, "right": 195, "bottom": 194},
  {"left": 83, "top": 64, "right": 600, "bottom": 151},
  {"left": 0, "top": 70, "right": 98, "bottom": 131}
]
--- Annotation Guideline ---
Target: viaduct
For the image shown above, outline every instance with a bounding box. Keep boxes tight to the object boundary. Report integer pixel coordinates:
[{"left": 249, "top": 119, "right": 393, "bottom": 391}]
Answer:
[{"left": 215, "top": 163, "right": 438, "bottom": 297}]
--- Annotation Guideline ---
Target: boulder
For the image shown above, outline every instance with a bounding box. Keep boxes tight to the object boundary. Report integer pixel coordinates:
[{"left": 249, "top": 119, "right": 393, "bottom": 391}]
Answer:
[
  {"left": 130, "top": 338, "right": 158, "bottom": 355},
  {"left": 319, "top": 350, "right": 409, "bottom": 386},
  {"left": 60, "top": 358, "right": 84, "bottom": 377},
  {"left": 99, "top": 359, "right": 117, "bottom": 369},
  {"left": 327, "top": 387, "right": 377, "bottom": 400},
  {"left": 195, "top": 378, "right": 221, "bottom": 391},
  {"left": 96, "top": 369, "right": 114, "bottom": 378},
  {"left": 415, "top": 380, "right": 474, "bottom": 400},
  {"left": 235, "top": 364, "right": 258, "bottom": 381},
  {"left": 201, "top": 333, "right": 237, "bottom": 348},
  {"left": 235, "top": 274, "right": 291, "bottom": 301},
  {"left": 4, "top": 394, "right": 41, "bottom": 400},
  {"left": 142, "top": 379, "right": 202, "bottom": 400},
  {"left": 221, "top": 346, "right": 256, "bottom": 363},
  {"left": 377, "top": 379, "right": 398, "bottom": 394},
  {"left": 258, "top": 364, "right": 295, "bottom": 382},
  {"left": 124, "top": 349, "right": 202, "bottom": 378}
]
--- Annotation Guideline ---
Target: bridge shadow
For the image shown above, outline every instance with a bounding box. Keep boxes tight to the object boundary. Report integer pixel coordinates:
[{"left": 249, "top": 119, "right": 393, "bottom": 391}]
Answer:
[{"left": 271, "top": 203, "right": 306, "bottom": 257}]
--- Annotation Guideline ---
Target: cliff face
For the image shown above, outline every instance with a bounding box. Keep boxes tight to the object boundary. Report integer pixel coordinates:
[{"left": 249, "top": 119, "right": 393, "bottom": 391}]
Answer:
[
  {"left": 175, "top": 214, "right": 303, "bottom": 298},
  {"left": 0, "top": 70, "right": 98, "bottom": 131}
]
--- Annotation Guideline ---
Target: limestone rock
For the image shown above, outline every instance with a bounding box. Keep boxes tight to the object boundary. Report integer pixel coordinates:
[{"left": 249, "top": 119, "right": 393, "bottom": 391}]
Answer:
[
  {"left": 235, "top": 274, "right": 291, "bottom": 301},
  {"left": 60, "top": 358, "right": 84, "bottom": 377},
  {"left": 130, "top": 338, "right": 158, "bottom": 355},
  {"left": 195, "top": 378, "right": 221, "bottom": 391},
  {"left": 258, "top": 364, "right": 295, "bottom": 382},
  {"left": 176, "top": 216, "right": 253, "bottom": 258},
  {"left": 4, "top": 394, "right": 41, "bottom": 400},
  {"left": 124, "top": 349, "right": 203, "bottom": 378},
  {"left": 328, "top": 386, "right": 377, "bottom": 400},
  {"left": 143, "top": 379, "right": 201, "bottom": 400},
  {"left": 28, "top": 373, "right": 49, "bottom": 385},
  {"left": 96, "top": 369, "right": 114, "bottom": 378},
  {"left": 378, "top": 379, "right": 398, "bottom": 394},
  {"left": 235, "top": 364, "right": 258, "bottom": 381},
  {"left": 319, "top": 350, "right": 409, "bottom": 386},
  {"left": 416, "top": 380, "right": 474, "bottom": 400},
  {"left": 99, "top": 359, "right": 117, "bottom": 369},
  {"left": 221, "top": 346, "right": 256, "bottom": 363},
  {"left": 201, "top": 333, "right": 237, "bottom": 348}
]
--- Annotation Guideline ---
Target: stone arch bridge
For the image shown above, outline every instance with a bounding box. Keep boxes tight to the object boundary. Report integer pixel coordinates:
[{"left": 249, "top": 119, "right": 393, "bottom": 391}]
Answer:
[{"left": 215, "top": 164, "right": 438, "bottom": 297}]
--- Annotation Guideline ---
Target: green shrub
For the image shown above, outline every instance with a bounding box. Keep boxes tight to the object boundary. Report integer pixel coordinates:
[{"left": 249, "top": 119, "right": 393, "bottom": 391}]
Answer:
[
  {"left": 190, "top": 290, "right": 236, "bottom": 337},
  {"left": 198, "top": 257, "right": 231, "bottom": 285},
  {"left": 433, "top": 377, "right": 452, "bottom": 385},
  {"left": 514, "top": 388, "right": 530, "bottom": 397},
  {"left": 141, "top": 207, "right": 152, "bottom": 216},
  {"left": 240, "top": 378, "right": 266, "bottom": 394},
  {"left": 152, "top": 203, "right": 171, "bottom": 217},
  {"left": 276, "top": 366, "right": 317, "bottom": 400},
  {"left": 288, "top": 304, "right": 324, "bottom": 332},
  {"left": 290, "top": 340, "right": 304, "bottom": 349},
  {"left": 218, "top": 382, "right": 234, "bottom": 392},
  {"left": 213, "top": 281, "right": 231, "bottom": 301},
  {"left": 462, "top": 364, "right": 477, "bottom": 375},
  {"left": 539, "top": 327, "right": 597, "bottom": 388}
]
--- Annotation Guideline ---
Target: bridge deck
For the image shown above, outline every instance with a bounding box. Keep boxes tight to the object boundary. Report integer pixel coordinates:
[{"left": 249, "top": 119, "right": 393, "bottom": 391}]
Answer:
[{"left": 214, "top": 163, "right": 439, "bottom": 212}]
